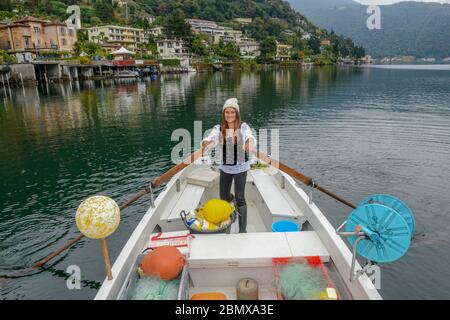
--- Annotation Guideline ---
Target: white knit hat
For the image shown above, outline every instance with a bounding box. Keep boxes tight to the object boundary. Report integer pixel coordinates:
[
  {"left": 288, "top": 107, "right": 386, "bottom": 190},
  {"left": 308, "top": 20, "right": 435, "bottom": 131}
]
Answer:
[{"left": 223, "top": 98, "right": 239, "bottom": 113}]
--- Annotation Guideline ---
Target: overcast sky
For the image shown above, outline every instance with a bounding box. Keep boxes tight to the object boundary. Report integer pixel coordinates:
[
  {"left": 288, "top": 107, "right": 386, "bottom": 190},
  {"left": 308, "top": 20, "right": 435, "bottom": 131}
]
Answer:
[{"left": 355, "top": 0, "right": 450, "bottom": 5}]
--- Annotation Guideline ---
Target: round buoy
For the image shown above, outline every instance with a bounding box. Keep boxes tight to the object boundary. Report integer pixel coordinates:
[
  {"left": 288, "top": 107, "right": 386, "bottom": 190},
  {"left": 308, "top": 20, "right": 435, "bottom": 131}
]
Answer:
[
  {"left": 202, "top": 199, "right": 234, "bottom": 224},
  {"left": 140, "top": 246, "right": 186, "bottom": 280},
  {"left": 237, "top": 278, "right": 258, "bottom": 300}
]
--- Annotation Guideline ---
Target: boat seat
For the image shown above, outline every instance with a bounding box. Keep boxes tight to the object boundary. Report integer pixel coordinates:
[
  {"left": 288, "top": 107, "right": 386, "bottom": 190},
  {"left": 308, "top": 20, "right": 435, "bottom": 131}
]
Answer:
[
  {"left": 189, "top": 231, "right": 330, "bottom": 265},
  {"left": 250, "top": 169, "right": 305, "bottom": 223},
  {"left": 186, "top": 168, "right": 219, "bottom": 188},
  {"left": 166, "top": 183, "right": 205, "bottom": 222}
]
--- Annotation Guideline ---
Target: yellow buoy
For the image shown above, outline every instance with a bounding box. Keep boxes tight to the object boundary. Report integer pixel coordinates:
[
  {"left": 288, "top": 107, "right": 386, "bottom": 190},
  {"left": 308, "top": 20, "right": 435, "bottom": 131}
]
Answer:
[{"left": 202, "top": 199, "right": 234, "bottom": 224}]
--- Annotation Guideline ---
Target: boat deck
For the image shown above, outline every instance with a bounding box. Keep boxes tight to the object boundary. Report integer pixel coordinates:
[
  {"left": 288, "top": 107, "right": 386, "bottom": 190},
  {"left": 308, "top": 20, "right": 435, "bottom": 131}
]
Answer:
[
  {"left": 95, "top": 159, "right": 381, "bottom": 300},
  {"left": 159, "top": 166, "right": 306, "bottom": 233}
]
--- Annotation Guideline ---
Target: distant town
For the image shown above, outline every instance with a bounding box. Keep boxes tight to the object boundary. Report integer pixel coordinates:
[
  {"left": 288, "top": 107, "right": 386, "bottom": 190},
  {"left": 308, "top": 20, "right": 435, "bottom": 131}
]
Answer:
[{"left": 0, "top": 3, "right": 373, "bottom": 85}]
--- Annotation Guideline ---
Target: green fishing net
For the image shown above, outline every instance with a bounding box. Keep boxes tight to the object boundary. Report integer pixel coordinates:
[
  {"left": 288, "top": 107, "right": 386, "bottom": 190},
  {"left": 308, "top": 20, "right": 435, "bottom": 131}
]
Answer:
[
  {"left": 128, "top": 275, "right": 180, "bottom": 300},
  {"left": 279, "top": 262, "right": 327, "bottom": 300}
]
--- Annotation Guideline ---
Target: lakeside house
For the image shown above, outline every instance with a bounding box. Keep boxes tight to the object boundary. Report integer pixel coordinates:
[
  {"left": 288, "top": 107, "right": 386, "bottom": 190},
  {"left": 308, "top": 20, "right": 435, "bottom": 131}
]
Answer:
[
  {"left": 238, "top": 38, "right": 260, "bottom": 57},
  {"left": 275, "top": 42, "right": 293, "bottom": 61},
  {"left": 418, "top": 57, "right": 436, "bottom": 63},
  {"left": 86, "top": 25, "right": 149, "bottom": 51},
  {"left": 301, "top": 33, "right": 311, "bottom": 41},
  {"left": 146, "top": 27, "right": 162, "bottom": 37},
  {"left": 361, "top": 55, "right": 374, "bottom": 64},
  {"left": 283, "top": 29, "right": 295, "bottom": 37},
  {"left": 186, "top": 18, "right": 249, "bottom": 46},
  {"left": 186, "top": 19, "right": 218, "bottom": 31},
  {"left": 0, "top": 16, "right": 77, "bottom": 62},
  {"left": 112, "top": 0, "right": 127, "bottom": 7},
  {"left": 156, "top": 39, "right": 191, "bottom": 59},
  {"left": 233, "top": 18, "right": 252, "bottom": 25},
  {"left": 145, "top": 15, "right": 156, "bottom": 25},
  {"left": 320, "top": 39, "right": 331, "bottom": 46}
]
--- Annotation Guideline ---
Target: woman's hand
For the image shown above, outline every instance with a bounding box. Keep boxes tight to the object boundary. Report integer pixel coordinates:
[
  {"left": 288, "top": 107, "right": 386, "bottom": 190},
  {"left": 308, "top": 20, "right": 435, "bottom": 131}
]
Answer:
[{"left": 244, "top": 138, "right": 255, "bottom": 154}]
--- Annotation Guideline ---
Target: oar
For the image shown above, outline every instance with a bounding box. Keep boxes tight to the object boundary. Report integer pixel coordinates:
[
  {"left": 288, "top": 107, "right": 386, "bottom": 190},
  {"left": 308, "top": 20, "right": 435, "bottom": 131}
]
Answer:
[
  {"left": 256, "top": 151, "right": 357, "bottom": 209},
  {"left": 27, "top": 148, "right": 204, "bottom": 271}
]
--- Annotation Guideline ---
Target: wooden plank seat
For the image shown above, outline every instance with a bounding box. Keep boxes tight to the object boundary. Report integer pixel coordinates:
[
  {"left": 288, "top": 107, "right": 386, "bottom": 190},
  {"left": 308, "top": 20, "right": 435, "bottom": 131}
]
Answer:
[
  {"left": 163, "top": 168, "right": 218, "bottom": 223},
  {"left": 166, "top": 183, "right": 205, "bottom": 222},
  {"left": 189, "top": 231, "right": 330, "bottom": 265},
  {"left": 250, "top": 169, "right": 305, "bottom": 223}
]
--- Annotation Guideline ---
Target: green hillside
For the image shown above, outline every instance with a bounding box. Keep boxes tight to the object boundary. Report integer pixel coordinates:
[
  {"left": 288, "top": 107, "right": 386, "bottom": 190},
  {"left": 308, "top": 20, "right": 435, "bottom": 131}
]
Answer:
[
  {"left": 289, "top": 0, "right": 450, "bottom": 59},
  {"left": 1, "top": 0, "right": 366, "bottom": 61}
]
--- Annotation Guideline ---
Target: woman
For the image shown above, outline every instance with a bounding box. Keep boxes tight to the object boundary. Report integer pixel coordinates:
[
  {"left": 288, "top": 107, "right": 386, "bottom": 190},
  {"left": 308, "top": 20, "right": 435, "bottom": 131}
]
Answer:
[{"left": 202, "top": 98, "right": 256, "bottom": 233}]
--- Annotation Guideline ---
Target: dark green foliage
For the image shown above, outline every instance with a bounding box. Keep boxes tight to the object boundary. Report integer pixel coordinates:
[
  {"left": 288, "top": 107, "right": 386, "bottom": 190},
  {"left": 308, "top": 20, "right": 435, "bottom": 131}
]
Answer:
[
  {"left": 0, "top": 0, "right": 13, "bottom": 11},
  {"left": 163, "top": 9, "right": 192, "bottom": 39},
  {"left": 93, "top": 0, "right": 114, "bottom": 22},
  {"left": 7, "top": 0, "right": 363, "bottom": 59},
  {"left": 159, "top": 59, "right": 180, "bottom": 66},
  {"left": 258, "top": 36, "right": 277, "bottom": 62}
]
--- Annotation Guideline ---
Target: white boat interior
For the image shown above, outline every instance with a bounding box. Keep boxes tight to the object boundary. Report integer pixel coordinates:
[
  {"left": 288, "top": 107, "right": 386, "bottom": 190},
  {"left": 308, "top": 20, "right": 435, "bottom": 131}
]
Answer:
[{"left": 95, "top": 157, "right": 382, "bottom": 300}]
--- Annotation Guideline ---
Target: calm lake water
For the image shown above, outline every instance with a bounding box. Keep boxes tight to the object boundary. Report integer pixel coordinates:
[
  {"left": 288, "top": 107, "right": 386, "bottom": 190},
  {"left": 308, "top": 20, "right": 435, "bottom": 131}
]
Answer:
[{"left": 1, "top": 66, "right": 449, "bottom": 299}]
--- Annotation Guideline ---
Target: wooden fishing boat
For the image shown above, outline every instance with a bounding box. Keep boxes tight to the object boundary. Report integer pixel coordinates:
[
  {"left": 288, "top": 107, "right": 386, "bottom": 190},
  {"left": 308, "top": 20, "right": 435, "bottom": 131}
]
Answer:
[{"left": 94, "top": 154, "right": 389, "bottom": 300}]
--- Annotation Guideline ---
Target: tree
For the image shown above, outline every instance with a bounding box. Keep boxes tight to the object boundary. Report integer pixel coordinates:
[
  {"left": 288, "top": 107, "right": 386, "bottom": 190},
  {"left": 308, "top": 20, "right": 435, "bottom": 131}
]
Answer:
[
  {"left": 258, "top": 37, "right": 277, "bottom": 62},
  {"left": 190, "top": 36, "right": 208, "bottom": 57},
  {"left": 307, "top": 35, "right": 321, "bottom": 55},
  {"left": 163, "top": 10, "right": 192, "bottom": 39},
  {"left": 77, "top": 30, "right": 89, "bottom": 42},
  {"left": 0, "top": 0, "right": 13, "bottom": 11},
  {"left": 0, "top": 50, "right": 16, "bottom": 64},
  {"left": 94, "top": 0, "right": 114, "bottom": 22},
  {"left": 221, "top": 42, "right": 240, "bottom": 60}
]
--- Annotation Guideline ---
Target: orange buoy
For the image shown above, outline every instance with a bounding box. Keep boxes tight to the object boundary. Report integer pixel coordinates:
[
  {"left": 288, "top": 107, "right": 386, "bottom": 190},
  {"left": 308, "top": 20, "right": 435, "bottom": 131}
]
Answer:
[{"left": 140, "top": 246, "right": 186, "bottom": 280}]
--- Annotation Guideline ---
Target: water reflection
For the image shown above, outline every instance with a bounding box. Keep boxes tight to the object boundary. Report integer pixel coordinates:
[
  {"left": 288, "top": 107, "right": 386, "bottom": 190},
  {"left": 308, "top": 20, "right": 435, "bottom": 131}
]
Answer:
[{"left": 1, "top": 67, "right": 450, "bottom": 299}]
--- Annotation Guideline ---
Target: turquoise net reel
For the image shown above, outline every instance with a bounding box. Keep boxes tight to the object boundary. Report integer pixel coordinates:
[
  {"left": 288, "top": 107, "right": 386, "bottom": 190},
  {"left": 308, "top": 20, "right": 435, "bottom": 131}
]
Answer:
[
  {"left": 337, "top": 194, "right": 415, "bottom": 280},
  {"left": 358, "top": 194, "right": 415, "bottom": 235}
]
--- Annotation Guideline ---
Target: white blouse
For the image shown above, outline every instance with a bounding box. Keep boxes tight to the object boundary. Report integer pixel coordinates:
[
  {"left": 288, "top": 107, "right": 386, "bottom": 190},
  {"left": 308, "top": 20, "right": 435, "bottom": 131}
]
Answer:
[{"left": 202, "top": 122, "right": 256, "bottom": 174}]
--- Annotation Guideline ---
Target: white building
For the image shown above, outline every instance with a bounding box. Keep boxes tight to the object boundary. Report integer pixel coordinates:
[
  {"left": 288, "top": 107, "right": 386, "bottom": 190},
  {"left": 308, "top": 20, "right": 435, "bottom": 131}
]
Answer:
[
  {"left": 186, "top": 18, "right": 243, "bottom": 45},
  {"left": 146, "top": 27, "right": 162, "bottom": 37},
  {"left": 145, "top": 15, "right": 156, "bottom": 24},
  {"left": 238, "top": 38, "right": 260, "bottom": 56},
  {"left": 86, "top": 25, "right": 149, "bottom": 50},
  {"left": 186, "top": 19, "right": 218, "bottom": 30},
  {"left": 275, "top": 42, "right": 293, "bottom": 61},
  {"left": 233, "top": 18, "right": 252, "bottom": 25},
  {"left": 157, "top": 39, "right": 191, "bottom": 59},
  {"left": 283, "top": 29, "right": 295, "bottom": 37},
  {"left": 301, "top": 33, "right": 311, "bottom": 41}
]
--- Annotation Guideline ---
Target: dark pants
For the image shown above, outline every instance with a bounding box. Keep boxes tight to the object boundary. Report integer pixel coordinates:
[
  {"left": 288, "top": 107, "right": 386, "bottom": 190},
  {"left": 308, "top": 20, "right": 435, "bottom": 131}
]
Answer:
[{"left": 219, "top": 169, "right": 247, "bottom": 233}]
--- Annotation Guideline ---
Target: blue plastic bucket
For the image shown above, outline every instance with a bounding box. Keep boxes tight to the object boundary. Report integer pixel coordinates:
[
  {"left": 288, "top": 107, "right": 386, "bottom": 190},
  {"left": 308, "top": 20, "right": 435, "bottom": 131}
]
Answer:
[{"left": 272, "top": 220, "right": 300, "bottom": 232}]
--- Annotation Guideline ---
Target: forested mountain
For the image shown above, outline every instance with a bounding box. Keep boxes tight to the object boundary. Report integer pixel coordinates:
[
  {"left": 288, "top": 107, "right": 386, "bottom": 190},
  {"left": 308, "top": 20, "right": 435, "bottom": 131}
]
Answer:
[{"left": 288, "top": 0, "right": 450, "bottom": 58}]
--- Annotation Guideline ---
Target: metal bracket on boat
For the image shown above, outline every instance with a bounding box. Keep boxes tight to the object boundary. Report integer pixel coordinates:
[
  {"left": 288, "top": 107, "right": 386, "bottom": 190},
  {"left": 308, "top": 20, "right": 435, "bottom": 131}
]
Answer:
[
  {"left": 308, "top": 179, "right": 317, "bottom": 205},
  {"left": 148, "top": 182, "right": 155, "bottom": 208},
  {"left": 336, "top": 220, "right": 370, "bottom": 282},
  {"left": 354, "top": 260, "right": 377, "bottom": 282}
]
